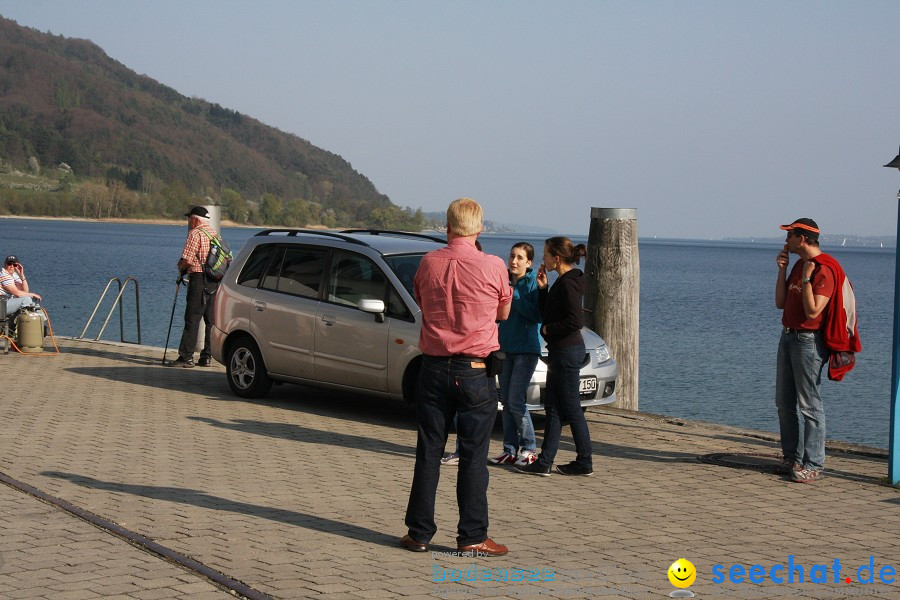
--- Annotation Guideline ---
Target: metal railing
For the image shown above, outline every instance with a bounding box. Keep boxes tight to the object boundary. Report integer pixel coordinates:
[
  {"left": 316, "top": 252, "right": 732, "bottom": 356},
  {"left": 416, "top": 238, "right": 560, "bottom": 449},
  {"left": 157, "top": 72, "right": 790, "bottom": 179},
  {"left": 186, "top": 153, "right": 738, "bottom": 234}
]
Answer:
[{"left": 79, "top": 277, "right": 142, "bottom": 344}]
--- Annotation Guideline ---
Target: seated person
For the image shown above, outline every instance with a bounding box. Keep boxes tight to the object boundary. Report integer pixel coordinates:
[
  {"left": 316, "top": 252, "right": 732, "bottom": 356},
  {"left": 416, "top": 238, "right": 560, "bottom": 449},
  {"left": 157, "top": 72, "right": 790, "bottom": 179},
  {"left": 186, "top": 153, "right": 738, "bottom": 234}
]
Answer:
[{"left": 1, "top": 255, "right": 42, "bottom": 315}]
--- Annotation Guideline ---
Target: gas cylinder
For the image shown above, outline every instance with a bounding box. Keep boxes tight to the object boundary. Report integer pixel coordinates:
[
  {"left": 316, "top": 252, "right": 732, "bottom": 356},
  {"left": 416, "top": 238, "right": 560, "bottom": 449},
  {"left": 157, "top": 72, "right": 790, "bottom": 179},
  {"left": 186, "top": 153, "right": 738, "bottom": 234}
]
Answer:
[{"left": 16, "top": 308, "right": 43, "bottom": 352}]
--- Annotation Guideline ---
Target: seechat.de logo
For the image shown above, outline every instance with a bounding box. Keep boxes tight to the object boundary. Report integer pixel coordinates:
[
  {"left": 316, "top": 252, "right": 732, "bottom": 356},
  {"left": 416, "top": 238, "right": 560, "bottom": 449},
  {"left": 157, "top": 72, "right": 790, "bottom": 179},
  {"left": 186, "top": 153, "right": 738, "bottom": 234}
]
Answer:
[{"left": 667, "top": 558, "right": 696, "bottom": 597}]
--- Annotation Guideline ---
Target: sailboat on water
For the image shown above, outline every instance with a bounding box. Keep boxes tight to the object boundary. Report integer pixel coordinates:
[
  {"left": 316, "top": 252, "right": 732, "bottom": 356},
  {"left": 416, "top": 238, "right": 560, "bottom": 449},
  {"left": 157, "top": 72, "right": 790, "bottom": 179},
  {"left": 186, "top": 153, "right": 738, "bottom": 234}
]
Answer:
[{"left": 841, "top": 238, "right": 847, "bottom": 247}]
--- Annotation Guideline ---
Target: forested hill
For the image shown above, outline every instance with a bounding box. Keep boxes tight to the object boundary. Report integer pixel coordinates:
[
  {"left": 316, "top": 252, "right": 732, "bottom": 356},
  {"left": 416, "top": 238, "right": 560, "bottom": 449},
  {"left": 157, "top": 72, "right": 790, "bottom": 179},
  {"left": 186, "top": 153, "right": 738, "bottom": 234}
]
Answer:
[{"left": 0, "top": 16, "right": 425, "bottom": 229}]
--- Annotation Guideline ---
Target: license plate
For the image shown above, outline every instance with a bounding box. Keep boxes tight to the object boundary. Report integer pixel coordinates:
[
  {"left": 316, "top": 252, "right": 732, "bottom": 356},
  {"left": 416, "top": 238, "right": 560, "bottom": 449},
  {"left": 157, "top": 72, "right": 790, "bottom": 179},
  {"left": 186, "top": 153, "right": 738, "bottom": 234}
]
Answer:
[{"left": 579, "top": 376, "right": 598, "bottom": 395}]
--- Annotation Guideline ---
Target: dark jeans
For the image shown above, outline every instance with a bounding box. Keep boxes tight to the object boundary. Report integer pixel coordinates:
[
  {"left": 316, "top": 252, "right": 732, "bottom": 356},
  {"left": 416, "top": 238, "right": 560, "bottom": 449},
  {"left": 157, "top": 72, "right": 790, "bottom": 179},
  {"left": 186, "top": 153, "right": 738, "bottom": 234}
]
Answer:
[
  {"left": 177, "top": 273, "right": 217, "bottom": 361},
  {"left": 537, "top": 342, "right": 593, "bottom": 469},
  {"left": 404, "top": 356, "right": 496, "bottom": 546}
]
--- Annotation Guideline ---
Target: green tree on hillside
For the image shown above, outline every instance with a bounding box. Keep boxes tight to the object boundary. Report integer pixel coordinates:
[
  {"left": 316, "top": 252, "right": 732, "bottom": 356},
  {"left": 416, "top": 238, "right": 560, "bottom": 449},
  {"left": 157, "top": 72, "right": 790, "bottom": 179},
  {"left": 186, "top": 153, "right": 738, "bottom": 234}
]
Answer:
[
  {"left": 283, "top": 198, "right": 312, "bottom": 227},
  {"left": 220, "top": 188, "right": 247, "bottom": 223},
  {"left": 259, "top": 193, "right": 282, "bottom": 224}
]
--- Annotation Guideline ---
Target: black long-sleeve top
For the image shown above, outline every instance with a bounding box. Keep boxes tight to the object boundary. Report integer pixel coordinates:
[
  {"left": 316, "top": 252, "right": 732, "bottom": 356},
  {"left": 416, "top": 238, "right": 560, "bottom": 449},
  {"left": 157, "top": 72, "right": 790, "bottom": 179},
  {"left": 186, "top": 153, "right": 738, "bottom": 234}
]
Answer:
[{"left": 538, "top": 268, "right": 585, "bottom": 350}]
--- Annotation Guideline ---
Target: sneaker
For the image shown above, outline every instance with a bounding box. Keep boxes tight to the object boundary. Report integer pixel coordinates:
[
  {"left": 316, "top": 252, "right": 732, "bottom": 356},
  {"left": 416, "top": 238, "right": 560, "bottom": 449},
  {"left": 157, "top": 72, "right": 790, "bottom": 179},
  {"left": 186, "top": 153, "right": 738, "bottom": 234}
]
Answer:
[
  {"left": 555, "top": 462, "right": 594, "bottom": 477},
  {"left": 440, "top": 452, "right": 460, "bottom": 466},
  {"left": 165, "top": 357, "right": 195, "bottom": 368},
  {"left": 197, "top": 357, "right": 212, "bottom": 367},
  {"left": 489, "top": 452, "right": 517, "bottom": 465},
  {"left": 514, "top": 450, "right": 537, "bottom": 466},
  {"left": 515, "top": 461, "right": 552, "bottom": 477},
  {"left": 791, "top": 467, "right": 823, "bottom": 484}
]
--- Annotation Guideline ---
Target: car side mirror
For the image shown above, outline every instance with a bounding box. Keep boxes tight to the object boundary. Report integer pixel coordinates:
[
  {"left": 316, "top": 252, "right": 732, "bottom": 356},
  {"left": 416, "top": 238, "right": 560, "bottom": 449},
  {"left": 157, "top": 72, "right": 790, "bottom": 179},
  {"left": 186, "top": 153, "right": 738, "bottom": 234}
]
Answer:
[{"left": 358, "top": 299, "right": 386, "bottom": 323}]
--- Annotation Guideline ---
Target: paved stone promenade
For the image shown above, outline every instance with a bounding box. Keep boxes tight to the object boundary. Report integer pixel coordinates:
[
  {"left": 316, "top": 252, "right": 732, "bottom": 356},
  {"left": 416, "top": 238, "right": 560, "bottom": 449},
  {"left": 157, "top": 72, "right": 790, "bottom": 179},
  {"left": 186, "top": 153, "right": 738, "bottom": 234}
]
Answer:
[{"left": 0, "top": 338, "right": 898, "bottom": 599}]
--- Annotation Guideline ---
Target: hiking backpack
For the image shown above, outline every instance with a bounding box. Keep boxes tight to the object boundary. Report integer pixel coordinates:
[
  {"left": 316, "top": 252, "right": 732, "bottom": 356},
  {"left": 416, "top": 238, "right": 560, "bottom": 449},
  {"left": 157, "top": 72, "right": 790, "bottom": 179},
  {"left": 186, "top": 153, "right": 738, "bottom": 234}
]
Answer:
[{"left": 200, "top": 229, "right": 233, "bottom": 281}]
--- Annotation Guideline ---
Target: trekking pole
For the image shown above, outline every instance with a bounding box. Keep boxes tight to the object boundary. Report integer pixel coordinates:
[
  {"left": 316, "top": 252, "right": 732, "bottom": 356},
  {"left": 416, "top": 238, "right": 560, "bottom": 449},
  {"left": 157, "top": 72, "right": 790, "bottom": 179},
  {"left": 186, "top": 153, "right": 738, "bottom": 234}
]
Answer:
[{"left": 162, "top": 277, "right": 184, "bottom": 364}]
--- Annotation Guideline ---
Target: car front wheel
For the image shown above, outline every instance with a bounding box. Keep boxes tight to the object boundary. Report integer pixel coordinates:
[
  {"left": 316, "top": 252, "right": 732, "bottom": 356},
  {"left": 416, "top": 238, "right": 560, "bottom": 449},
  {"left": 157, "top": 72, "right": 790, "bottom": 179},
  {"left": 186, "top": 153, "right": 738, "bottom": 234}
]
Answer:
[{"left": 226, "top": 337, "right": 273, "bottom": 398}]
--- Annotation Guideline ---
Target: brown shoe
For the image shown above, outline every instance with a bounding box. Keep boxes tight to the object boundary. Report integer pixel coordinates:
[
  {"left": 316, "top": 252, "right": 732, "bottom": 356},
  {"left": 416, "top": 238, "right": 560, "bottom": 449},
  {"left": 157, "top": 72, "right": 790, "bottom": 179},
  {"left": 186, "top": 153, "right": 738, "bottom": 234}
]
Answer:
[
  {"left": 400, "top": 534, "right": 428, "bottom": 552},
  {"left": 457, "top": 538, "right": 508, "bottom": 557}
]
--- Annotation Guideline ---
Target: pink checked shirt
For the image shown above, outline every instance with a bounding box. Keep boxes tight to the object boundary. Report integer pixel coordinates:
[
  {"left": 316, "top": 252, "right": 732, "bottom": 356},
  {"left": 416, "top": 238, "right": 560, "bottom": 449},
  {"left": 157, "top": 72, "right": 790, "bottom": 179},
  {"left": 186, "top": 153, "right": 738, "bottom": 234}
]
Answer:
[
  {"left": 181, "top": 223, "right": 215, "bottom": 274},
  {"left": 414, "top": 238, "right": 512, "bottom": 357}
]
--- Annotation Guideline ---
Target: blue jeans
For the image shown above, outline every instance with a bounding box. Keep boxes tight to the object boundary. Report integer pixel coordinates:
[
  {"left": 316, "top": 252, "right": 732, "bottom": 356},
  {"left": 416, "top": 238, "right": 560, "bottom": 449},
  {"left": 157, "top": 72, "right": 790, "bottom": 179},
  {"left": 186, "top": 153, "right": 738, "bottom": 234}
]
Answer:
[
  {"left": 537, "top": 342, "right": 593, "bottom": 469},
  {"left": 4, "top": 296, "right": 36, "bottom": 315},
  {"left": 499, "top": 353, "right": 538, "bottom": 455},
  {"left": 405, "top": 356, "right": 496, "bottom": 545},
  {"left": 4, "top": 297, "right": 47, "bottom": 331},
  {"left": 775, "top": 330, "right": 827, "bottom": 470}
]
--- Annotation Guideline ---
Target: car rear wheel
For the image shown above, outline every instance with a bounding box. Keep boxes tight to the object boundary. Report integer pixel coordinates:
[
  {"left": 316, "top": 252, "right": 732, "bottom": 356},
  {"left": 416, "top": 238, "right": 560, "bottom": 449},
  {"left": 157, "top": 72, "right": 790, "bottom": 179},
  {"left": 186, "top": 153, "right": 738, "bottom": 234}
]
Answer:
[{"left": 226, "top": 337, "right": 273, "bottom": 398}]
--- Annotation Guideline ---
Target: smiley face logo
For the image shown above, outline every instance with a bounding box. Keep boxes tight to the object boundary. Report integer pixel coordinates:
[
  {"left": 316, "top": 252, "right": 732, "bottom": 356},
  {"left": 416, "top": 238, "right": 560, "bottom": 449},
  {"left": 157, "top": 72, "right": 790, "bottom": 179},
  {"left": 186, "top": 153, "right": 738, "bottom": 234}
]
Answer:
[{"left": 667, "top": 558, "right": 696, "bottom": 588}]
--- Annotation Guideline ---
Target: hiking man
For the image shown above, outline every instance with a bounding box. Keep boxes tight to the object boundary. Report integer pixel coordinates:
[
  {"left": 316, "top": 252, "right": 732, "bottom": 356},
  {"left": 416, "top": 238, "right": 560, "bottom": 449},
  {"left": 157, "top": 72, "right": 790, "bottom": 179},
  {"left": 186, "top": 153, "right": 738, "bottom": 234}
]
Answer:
[
  {"left": 774, "top": 217, "right": 858, "bottom": 483},
  {"left": 166, "top": 206, "right": 218, "bottom": 368}
]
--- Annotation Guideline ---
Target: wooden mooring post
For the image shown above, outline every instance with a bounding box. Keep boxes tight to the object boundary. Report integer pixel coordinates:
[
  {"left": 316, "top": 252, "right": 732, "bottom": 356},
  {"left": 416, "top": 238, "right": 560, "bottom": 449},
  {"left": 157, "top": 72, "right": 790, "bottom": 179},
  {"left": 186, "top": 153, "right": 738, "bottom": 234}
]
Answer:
[{"left": 583, "top": 207, "right": 639, "bottom": 411}]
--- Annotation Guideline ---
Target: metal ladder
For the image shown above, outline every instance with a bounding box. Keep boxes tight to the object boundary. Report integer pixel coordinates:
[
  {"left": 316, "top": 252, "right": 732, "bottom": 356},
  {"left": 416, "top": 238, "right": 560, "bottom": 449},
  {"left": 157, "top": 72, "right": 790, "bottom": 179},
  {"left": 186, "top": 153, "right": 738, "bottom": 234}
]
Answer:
[{"left": 78, "top": 277, "right": 142, "bottom": 344}]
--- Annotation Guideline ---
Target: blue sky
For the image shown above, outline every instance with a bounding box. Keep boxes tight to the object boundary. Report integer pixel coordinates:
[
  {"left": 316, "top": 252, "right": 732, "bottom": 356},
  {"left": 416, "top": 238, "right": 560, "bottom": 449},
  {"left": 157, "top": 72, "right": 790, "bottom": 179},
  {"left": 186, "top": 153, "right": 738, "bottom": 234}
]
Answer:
[{"left": 1, "top": 1, "right": 899, "bottom": 238}]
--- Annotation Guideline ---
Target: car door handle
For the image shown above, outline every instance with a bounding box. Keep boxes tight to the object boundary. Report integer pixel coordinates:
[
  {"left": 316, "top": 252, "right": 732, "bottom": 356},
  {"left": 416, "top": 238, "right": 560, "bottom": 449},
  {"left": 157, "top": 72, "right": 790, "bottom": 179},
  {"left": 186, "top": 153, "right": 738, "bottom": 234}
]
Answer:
[
  {"left": 321, "top": 314, "right": 336, "bottom": 326},
  {"left": 252, "top": 300, "right": 266, "bottom": 311}
]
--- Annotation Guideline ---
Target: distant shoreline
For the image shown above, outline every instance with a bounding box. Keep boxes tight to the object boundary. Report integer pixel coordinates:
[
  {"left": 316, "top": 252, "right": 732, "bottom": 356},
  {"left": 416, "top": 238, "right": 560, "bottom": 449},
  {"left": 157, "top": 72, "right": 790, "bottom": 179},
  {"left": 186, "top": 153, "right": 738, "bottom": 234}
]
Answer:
[
  {"left": 0, "top": 215, "right": 893, "bottom": 246},
  {"left": 1, "top": 214, "right": 192, "bottom": 226},
  {"left": 0, "top": 214, "right": 332, "bottom": 230}
]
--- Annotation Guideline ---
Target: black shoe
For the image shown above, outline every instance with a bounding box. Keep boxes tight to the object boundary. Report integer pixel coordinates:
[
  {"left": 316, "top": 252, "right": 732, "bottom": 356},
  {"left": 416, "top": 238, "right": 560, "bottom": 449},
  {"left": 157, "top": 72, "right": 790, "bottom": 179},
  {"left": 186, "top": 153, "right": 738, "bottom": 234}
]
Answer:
[
  {"left": 515, "top": 461, "right": 552, "bottom": 477},
  {"left": 165, "top": 357, "right": 194, "bottom": 368},
  {"left": 555, "top": 462, "right": 594, "bottom": 477},
  {"left": 197, "top": 357, "right": 211, "bottom": 367}
]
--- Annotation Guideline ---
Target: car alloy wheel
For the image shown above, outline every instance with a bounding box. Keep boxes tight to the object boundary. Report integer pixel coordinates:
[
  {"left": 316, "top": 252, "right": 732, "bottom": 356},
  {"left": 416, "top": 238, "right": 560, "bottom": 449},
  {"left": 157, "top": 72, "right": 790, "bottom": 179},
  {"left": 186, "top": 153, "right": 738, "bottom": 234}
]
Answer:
[{"left": 226, "top": 337, "right": 273, "bottom": 398}]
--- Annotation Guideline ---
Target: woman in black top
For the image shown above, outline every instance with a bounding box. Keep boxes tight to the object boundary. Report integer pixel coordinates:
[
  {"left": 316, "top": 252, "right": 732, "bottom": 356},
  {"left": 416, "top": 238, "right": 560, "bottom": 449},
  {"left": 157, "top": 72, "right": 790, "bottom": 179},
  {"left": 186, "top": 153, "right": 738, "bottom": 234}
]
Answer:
[{"left": 515, "top": 237, "right": 594, "bottom": 477}]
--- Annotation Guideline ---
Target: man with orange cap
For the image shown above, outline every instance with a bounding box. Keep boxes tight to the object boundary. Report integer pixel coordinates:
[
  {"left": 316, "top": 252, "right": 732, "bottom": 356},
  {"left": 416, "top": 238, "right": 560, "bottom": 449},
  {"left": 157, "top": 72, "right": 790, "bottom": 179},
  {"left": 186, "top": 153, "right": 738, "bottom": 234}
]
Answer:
[{"left": 774, "top": 218, "right": 838, "bottom": 484}]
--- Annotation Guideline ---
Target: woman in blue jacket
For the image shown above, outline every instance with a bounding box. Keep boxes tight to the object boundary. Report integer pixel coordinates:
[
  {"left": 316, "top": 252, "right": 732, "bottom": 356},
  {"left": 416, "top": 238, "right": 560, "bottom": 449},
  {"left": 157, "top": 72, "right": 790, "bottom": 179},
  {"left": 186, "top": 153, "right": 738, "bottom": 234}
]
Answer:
[
  {"left": 516, "top": 237, "right": 593, "bottom": 477},
  {"left": 490, "top": 242, "right": 542, "bottom": 466}
]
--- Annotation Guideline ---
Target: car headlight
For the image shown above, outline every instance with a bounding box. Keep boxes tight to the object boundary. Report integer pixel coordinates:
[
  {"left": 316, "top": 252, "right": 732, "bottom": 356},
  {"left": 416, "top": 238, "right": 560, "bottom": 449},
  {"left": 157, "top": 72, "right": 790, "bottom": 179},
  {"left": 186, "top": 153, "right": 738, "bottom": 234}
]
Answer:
[{"left": 594, "top": 344, "right": 610, "bottom": 364}]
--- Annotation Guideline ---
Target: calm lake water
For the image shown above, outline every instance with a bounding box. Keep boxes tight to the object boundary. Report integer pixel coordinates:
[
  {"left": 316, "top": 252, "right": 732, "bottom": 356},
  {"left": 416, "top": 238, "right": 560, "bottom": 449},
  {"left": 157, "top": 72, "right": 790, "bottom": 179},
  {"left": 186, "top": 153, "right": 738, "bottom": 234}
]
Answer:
[{"left": 3, "top": 219, "right": 893, "bottom": 448}]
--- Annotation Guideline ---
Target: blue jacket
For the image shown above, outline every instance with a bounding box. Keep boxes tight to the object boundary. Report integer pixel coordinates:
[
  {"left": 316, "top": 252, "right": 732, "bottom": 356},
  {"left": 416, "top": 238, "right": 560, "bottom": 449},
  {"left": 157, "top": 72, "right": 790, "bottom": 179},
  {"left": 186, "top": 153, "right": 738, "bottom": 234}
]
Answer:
[{"left": 498, "top": 268, "right": 542, "bottom": 354}]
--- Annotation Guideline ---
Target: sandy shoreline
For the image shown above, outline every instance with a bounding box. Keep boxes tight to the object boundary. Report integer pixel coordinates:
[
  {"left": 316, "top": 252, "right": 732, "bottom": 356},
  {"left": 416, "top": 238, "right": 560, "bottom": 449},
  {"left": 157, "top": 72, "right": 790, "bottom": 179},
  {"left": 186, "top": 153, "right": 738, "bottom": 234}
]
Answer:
[{"left": 0, "top": 214, "right": 442, "bottom": 234}]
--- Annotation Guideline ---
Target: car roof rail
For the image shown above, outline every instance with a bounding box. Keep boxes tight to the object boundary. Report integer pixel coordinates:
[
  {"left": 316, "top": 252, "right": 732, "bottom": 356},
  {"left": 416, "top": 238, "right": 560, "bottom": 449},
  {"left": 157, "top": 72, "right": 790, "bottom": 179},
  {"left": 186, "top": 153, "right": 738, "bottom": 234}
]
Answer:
[
  {"left": 254, "top": 229, "right": 369, "bottom": 246},
  {"left": 340, "top": 229, "right": 447, "bottom": 244}
]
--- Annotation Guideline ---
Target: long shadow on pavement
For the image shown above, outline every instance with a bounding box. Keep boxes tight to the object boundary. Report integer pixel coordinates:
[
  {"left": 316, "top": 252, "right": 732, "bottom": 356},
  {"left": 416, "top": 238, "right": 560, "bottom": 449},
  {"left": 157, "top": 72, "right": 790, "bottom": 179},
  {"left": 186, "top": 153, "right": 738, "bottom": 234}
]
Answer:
[
  {"left": 61, "top": 344, "right": 167, "bottom": 365},
  {"left": 41, "top": 470, "right": 401, "bottom": 548},
  {"left": 588, "top": 411, "right": 888, "bottom": 469},
  {"left": 66, "top": 365, "right": 230, "bottom": 394},
  {"left": 65, "top": 364, "right": 512, "bottom": 440},
  {"left": 69, "top": 364, "right": 883, "bottom": 480},
  {"left": 188, "top": 416, "right": 416, "bottom": 457}
]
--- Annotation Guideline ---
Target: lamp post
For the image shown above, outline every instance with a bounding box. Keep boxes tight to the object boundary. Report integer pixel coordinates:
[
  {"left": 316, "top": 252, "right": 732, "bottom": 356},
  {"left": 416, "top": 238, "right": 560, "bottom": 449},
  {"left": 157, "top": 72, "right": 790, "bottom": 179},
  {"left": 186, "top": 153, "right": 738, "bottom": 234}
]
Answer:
[{"left": 883, "top": 146, "right": 900, "bottom": 484}]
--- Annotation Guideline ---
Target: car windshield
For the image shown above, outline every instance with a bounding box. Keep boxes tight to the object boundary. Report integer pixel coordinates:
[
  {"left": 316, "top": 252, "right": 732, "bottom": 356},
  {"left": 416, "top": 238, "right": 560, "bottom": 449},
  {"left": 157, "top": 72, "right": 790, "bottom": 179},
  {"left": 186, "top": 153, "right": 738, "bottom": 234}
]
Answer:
[{"left": 383, "top": 253, "right": 426, "bottom": 296}]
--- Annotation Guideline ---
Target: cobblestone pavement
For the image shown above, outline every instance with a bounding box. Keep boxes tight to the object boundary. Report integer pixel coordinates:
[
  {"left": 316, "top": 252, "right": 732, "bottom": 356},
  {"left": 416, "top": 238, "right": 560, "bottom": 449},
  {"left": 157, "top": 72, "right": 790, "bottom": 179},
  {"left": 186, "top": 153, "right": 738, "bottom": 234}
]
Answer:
[{"left": 0, "top": 338, "right": 897, "bottom": 599}]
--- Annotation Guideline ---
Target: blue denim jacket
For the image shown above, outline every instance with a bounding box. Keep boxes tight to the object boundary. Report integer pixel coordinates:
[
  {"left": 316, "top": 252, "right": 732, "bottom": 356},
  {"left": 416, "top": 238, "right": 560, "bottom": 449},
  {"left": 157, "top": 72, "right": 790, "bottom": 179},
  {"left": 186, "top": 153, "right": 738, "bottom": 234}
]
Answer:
[{"left": 498, "top": 268, "right": 542, "bottom": 354}]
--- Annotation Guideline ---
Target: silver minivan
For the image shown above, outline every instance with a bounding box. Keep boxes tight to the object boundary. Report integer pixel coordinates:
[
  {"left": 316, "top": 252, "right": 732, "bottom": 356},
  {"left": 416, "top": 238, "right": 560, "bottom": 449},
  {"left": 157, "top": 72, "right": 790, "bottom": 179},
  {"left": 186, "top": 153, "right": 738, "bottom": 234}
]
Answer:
[{"left": 210, "top": 229, "right": 618, "bottom": 410}]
